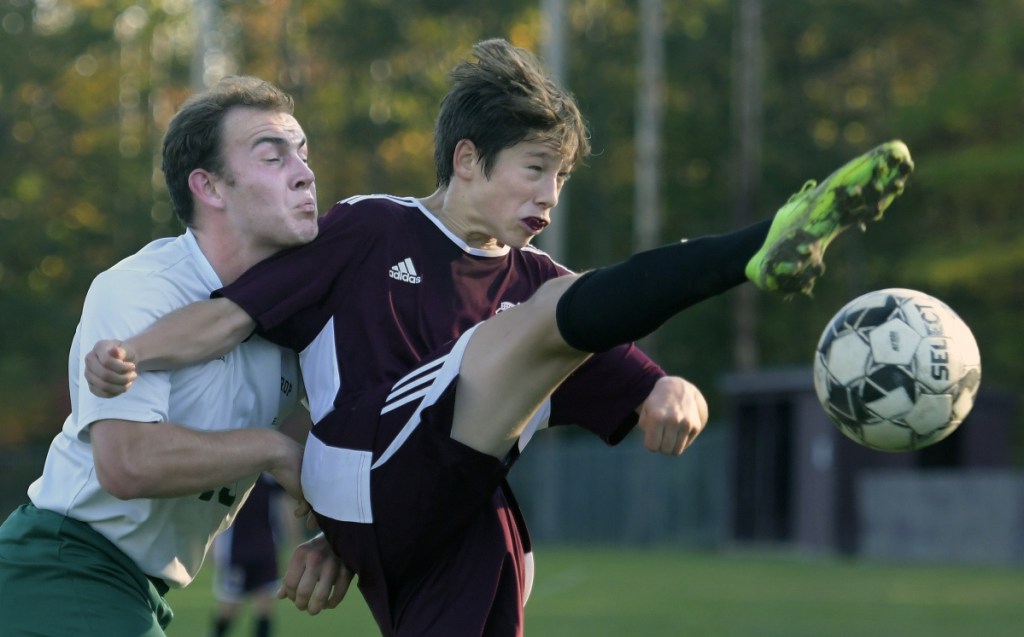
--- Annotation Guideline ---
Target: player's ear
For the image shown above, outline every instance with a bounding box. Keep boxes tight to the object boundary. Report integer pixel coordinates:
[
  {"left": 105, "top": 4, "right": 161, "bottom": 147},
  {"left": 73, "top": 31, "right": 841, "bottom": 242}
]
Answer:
[
  {"left": 452, "top": 139, "right": 479, "bottom": 180},
  {"left": 188, "top": 168, "right": 226, "bottom": 210}
]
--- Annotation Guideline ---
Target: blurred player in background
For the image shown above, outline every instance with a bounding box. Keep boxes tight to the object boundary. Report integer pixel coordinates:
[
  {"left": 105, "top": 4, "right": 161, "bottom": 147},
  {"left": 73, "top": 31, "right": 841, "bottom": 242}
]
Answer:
[{"left": 209, "top": 473, "right": 292, "bottom": 637}]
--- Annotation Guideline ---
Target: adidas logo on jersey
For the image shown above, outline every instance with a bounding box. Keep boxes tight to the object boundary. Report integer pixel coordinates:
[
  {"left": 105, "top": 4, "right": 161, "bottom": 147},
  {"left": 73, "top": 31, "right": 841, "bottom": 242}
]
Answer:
[{"left": 389, "top": 257, "right": 422, "bottom": 284}]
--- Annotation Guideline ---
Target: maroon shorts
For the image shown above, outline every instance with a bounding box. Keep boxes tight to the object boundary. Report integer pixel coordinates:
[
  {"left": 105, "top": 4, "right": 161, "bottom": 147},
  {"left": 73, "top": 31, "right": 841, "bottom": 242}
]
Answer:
[{"left": 301, "top": 327, "right": 532, "bottom": 636}]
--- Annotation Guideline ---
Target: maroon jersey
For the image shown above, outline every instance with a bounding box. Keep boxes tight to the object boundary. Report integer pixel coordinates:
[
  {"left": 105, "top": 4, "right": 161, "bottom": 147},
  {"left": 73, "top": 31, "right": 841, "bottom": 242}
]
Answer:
[
  {"left": 219, "top": 195, "right": 663, "bottom": 442},
  {"left": 218, "top": 195, "right": 664, "bottom": 634}
]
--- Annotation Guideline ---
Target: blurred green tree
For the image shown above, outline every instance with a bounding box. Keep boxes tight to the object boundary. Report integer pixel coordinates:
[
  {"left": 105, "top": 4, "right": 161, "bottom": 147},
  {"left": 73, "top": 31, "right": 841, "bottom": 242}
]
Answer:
[{"left": 0, "top": 0, "right": 1020, "bottom": 451}]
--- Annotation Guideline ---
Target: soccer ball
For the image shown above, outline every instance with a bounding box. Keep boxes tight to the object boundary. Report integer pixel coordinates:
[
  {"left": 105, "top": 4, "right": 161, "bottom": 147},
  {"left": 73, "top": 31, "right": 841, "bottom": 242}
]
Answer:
[{"left": 812, "top": 288, "right": 981, "bottom": 452}]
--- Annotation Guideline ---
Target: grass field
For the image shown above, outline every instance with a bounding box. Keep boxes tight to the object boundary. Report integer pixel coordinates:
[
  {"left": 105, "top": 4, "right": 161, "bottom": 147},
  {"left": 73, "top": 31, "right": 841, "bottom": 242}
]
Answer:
[{"left": 165, "top": 545, "right": 1024, "bottom": 636}]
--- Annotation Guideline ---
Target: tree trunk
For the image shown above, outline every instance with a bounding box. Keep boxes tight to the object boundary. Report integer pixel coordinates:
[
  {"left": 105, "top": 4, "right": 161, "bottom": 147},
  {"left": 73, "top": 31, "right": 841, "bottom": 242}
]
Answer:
[{"left": 731, "top": 0, "right": 764, "bottom": 372}]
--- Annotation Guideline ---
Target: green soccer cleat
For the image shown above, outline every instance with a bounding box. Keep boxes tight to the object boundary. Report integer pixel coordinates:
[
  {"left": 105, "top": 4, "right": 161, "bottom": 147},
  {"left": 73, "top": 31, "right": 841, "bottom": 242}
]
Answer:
[{"left": 746, "top": 140, "right": 914, "bottom": 296}]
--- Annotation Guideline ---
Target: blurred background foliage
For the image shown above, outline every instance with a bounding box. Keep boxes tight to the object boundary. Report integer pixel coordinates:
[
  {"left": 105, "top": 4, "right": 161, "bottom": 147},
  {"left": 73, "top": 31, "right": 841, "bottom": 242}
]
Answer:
[{"left": 1, "top": 0, "right": 1021, "bottom": 451}]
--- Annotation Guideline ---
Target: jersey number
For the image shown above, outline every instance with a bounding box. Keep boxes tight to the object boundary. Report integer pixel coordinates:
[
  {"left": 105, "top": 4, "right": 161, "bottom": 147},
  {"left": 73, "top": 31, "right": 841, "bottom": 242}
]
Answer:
[{"left": 198, "top": 487, "right": 236, "bottom": 507}]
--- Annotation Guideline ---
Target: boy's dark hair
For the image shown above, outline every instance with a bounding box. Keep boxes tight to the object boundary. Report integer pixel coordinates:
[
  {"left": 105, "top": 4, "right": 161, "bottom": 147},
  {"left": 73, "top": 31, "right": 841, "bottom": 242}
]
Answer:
[
  {"left": 433, "top": 39, "right": 591, "bottom": 187},
  {"left": 161, "top": 76, "right": 295, "bottom": 226}
]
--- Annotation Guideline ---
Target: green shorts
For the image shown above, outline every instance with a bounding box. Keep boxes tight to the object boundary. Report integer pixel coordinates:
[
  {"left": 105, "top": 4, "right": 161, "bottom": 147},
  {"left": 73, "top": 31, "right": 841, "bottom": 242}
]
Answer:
[{"left": 0, "top": 504, "right": 174, "bottom": 637}]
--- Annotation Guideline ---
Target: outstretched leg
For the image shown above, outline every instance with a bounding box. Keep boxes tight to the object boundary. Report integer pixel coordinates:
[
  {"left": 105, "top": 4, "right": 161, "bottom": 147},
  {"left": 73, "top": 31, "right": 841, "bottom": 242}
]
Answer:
[
  {"left": 452, "top": 141, "right": 914, "bottom": 459},
  {"left": 450, "top": 275, "right": 587, "bottom": 458}
]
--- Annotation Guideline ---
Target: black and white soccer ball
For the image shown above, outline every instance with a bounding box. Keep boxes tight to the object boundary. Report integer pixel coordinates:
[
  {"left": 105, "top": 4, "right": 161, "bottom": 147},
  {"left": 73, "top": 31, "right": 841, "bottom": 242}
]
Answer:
[{"left": 812, "top": 288, "right": 982, "bottom": 452}]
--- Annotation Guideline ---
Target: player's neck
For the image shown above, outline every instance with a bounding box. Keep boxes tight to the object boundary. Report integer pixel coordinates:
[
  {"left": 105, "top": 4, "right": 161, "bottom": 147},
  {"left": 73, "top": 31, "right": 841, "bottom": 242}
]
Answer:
[
  {"left": 191, "top": 225, "right": 271, "bottom": 286},
  {"left": 419, "top": 188, "right": 446, "bottom": 218},
  {"left": 420, "top": 188, "right": 467, "bottom": 240},
  {"left": 419, "top": 187, "right": 500, "bottom": 250}
]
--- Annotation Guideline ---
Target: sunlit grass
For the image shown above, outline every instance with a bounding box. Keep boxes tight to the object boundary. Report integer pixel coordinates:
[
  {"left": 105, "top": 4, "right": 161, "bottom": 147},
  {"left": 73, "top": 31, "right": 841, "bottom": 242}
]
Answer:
[{"left": 165, "top": 546, "right": 1024, "bottom": 637}]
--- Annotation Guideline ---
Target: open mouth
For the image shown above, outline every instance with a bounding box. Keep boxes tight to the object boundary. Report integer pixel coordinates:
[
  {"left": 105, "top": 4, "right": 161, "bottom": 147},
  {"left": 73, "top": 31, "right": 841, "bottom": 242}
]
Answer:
[{"left": 522, "top": 217, "right": 549, "bottom": 233}]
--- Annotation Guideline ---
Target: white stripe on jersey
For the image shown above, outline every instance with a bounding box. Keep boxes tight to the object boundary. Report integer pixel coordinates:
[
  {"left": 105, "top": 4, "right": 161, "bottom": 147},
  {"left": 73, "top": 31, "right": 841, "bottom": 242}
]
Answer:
[
  {"left": 302, "top": 436, "right": 373, "bottom": 523},
  {"left": 303, "top": 322, "right": 553, "bottom": 525},
  {"left": 390, "top": 357, "right": 445, "bottom": 393},
  {"left": 299, "top": 317, "right": 342, "bottom": 424},
  {"left": 380, "top": 386, "right": 432, "bottom": 415},
  {"left": 372, "top": 325, "right": 478, "bottom": 469}
]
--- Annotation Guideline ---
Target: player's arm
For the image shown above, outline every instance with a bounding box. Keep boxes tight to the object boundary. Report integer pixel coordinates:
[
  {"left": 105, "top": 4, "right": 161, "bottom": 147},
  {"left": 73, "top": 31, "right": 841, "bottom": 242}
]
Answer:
[
  {"left": 85, "top": 297, "right": 255, "bottom": 397},
  {"left": 634, "top": 375, "right": 709, "bottom": 456},
  {"left": 91, "top": 417, "right": 303, "bottom": 502},
  {"left": 551, "top": 344, "right": 707, "bottom": 455}
]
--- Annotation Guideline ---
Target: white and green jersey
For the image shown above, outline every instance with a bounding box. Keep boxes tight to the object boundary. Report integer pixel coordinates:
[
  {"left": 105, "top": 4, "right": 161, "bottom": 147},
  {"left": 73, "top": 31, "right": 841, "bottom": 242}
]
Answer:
[{"left": 28, "top": 230, "right": 301, "bottom": 588}]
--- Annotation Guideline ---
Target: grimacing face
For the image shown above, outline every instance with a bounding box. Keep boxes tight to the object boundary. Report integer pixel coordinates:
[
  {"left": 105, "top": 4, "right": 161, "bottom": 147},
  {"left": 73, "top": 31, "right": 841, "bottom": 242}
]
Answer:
[
  {"left": 462, "top": 139, "right": 570, "bottom": 250},
  {"left": 214, "top": 107, "right": 319, "bottom": 252}
]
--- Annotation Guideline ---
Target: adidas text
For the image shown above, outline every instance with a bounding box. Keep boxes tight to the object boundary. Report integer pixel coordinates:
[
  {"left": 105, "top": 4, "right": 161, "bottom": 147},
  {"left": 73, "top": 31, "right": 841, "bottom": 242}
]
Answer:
[
  {"left": 389, "top": 258, "right": 422, "bottom": 284},
  {"left": 389, "top": 270, "right": 422, "bottom": 284}
]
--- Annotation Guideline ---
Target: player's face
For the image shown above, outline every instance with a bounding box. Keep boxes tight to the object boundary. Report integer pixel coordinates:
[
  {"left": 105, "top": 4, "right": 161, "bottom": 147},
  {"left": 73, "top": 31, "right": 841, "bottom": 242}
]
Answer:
[
  {"left": 465, "top": 140, "right": 569, "bottom": 249},
  {"left": 215, "top": 107, "right": 319, "bottom": 253}
]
